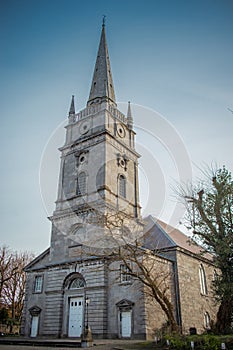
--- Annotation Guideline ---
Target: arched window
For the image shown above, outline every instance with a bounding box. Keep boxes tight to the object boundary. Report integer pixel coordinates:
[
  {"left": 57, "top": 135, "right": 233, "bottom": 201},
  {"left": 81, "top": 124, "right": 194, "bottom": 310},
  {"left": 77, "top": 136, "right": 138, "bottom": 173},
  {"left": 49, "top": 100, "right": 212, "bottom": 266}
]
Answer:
[
  {"left": 213, "top": 269, "right": 218, "bottom": 281},
  {"left": 204, "top": 311, "right": 210, "bottom": 329},
  {"left": 119, "top": 175, "right": 126, "bottom": 198},
  {"left": 76, "top": 172, "right": 87, "bottom": 196},
  {"left": 199, "top": 264, "right": 208, "bottom": 295},
  {"left": 69, "top": 278, "right": 85, "bottom": 289}
]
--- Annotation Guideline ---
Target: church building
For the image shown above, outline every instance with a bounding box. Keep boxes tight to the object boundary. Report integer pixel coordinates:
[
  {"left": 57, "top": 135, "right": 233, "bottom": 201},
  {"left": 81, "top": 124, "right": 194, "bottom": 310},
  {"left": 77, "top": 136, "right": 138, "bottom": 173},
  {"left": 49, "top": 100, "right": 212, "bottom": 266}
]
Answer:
[{"left": 21, "top": 23, "right": 218, "bottom": 339}]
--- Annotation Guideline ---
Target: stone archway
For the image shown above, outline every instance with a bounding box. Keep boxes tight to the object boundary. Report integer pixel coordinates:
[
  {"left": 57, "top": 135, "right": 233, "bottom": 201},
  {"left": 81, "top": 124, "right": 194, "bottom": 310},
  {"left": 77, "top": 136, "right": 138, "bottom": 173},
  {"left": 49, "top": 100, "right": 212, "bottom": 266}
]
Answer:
[{"left": 62, "top": 273, "right": 86, "bottom": 338}]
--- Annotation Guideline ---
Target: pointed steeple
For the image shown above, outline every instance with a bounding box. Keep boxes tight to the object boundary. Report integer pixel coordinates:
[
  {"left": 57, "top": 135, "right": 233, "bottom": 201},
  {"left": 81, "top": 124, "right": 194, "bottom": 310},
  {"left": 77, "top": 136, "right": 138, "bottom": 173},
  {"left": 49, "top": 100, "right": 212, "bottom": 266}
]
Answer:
[
  {"left": 127, "top": 101, "right": 133, "bottom": 129},
  {"left": 87, "top": 21, "right": 116, "bottom": 107},
  {"left": 68, "top": 95, "right": 76, "bottom": 123}
]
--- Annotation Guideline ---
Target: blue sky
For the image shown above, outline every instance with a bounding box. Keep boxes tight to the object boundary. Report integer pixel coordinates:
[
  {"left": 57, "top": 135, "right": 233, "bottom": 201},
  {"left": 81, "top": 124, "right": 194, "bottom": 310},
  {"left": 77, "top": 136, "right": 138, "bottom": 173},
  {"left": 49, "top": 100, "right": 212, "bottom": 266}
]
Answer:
[{"left": 1, "top": 0, "right": 233, "bottom": 253}]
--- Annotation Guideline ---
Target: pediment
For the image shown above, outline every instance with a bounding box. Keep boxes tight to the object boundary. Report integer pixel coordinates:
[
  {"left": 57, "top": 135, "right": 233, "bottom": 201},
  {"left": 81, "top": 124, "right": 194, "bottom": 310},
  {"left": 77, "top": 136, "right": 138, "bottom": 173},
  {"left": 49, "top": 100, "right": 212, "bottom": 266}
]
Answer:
[
  {"left": 116, "top": 299, "right": 134, "bottom": 310},
  {"left": 24, "top": 248, "right": 50, "bottom": 272},
  {"left": 29, "top": 305, "right": 42, "bottom": 316}
]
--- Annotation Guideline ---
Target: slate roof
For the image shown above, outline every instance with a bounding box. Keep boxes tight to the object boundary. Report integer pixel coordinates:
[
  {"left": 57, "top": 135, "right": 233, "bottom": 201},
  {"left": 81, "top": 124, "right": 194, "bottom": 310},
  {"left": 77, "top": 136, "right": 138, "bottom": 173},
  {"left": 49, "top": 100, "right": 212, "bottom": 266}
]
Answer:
[{"left": 143, "top": 215, "right": 213, "bottom": 260}]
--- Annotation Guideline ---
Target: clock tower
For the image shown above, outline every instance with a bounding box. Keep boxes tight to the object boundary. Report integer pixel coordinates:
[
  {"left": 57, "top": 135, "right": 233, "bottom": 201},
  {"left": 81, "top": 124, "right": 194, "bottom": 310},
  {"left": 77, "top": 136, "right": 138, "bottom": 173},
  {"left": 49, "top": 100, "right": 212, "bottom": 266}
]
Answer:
[{"left": 49, "top": 23, "right": 142, "bottom": 261}]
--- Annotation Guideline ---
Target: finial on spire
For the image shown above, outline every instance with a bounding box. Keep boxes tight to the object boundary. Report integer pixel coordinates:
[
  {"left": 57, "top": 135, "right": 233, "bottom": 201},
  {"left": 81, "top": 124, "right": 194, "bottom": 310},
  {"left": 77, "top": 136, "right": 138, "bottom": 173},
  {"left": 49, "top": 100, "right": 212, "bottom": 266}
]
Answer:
[
  {"left": 127, "top": 101, "right": 133, "bottom": 129},
  {"left": 87, "top": 18, "right": 116, "bottom": 107},
  {"left": 68, "top": 95, "right": 76, "bottom": 123},
  {"left": 102, "top": 15, "right": 106, "bottom": 27}
]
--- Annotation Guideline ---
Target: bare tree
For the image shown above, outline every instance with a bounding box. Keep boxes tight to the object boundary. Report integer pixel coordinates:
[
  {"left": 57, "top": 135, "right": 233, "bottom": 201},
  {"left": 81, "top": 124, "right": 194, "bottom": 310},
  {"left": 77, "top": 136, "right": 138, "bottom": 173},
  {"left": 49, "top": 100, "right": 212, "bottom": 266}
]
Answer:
[
  {"left": 82, "top": 211, "right": 179, "bottom": 333},
  {"left": 0, "top": 246, "right": 34, "bottom": 323},
  {"left": 2, "top": 251, "right": 34, "bottom": 321},
  {"left": 0, "top": 246, "right": 16, "bottom": 307},
  {"left": 114, "top": 244, "right": 178, "bottom": 332}
]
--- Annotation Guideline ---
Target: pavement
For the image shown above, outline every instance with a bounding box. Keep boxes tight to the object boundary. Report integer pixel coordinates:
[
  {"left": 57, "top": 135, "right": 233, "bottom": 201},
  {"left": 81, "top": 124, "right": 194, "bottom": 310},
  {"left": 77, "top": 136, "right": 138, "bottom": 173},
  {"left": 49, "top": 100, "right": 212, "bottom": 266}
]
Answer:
[{"left": 0, "top": 339, "right": 146, "bottom": 350}]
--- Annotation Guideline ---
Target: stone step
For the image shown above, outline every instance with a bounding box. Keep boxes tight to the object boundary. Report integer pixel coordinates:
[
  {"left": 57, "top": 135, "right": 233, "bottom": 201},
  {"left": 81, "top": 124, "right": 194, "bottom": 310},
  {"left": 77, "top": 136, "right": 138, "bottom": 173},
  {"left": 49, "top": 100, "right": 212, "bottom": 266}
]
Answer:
[{"left": 0, "top": 337, "right": 82, "bottom": 348}]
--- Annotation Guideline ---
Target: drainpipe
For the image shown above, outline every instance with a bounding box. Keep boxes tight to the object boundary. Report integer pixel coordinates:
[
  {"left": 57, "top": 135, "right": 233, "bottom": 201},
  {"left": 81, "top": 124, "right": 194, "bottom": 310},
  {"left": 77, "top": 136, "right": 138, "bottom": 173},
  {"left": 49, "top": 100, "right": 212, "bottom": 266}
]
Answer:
[{"left": 172, "top": 258, "right": 182, "bottom": 330}]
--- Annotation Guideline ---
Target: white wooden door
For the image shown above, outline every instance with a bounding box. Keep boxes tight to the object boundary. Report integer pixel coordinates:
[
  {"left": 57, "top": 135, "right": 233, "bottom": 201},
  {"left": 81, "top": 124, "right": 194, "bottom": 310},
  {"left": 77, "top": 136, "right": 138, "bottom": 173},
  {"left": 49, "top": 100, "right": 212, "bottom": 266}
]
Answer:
[
  {"left": 121, "top": 311, "right": 131, "bottom": 337},
  {"left": 30, "top": 315, "right": 39, "bottom": 337},
  {"left": 68, "top": 297, "right": 84, "bottom": 337}
]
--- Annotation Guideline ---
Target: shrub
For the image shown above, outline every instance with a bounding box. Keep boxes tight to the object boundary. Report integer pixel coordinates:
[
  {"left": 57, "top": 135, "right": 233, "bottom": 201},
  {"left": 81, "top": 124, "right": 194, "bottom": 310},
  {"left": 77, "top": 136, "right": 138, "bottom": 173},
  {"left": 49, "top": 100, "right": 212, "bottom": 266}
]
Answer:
[
  {"left": 199, "top": 335, "right": 220, "bottom": 350},
  {"left": 165, "top": 334, "right": 188, "bottom": 349},
  {"left": 165, "top": 334, "right": 222, "bottom": 350}
]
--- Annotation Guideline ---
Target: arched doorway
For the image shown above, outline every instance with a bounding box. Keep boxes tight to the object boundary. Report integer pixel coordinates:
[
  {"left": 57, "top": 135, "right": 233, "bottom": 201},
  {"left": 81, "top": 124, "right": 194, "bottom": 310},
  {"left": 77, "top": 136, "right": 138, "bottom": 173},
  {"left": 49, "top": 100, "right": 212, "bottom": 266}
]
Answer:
[{"left": 63, "top": 273, "right": 86, "bottom": 338}]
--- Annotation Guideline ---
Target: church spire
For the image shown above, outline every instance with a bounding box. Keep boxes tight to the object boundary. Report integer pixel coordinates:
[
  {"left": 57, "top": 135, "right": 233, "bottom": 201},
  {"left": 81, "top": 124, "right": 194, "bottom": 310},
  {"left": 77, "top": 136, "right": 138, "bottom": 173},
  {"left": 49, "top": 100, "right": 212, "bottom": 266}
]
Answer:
[
  {"left": 127, "top": 101, "right": 133, "bottom": 129},
  {"left": 68, "top": 95, "right": 75, "bottom": 123},
  {"left": 87, "top": 21, "right": 116, "bottom": 107}
]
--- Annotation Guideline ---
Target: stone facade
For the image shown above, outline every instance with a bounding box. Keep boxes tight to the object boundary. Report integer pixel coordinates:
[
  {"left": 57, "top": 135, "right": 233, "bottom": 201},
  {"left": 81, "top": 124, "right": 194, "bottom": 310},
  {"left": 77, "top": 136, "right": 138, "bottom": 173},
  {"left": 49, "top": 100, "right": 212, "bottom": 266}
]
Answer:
[
  {"left": 21, "top": 24, "right": 218, "bottom": 340},
  {"left": 21, "top": 235, "right": 218, "bottom": 339},
  {"left": 176, "top": 250, "right": 217, "bottom": 334},
  {"left": 143, "top": 217, "right": 219, "bottom": 335}
]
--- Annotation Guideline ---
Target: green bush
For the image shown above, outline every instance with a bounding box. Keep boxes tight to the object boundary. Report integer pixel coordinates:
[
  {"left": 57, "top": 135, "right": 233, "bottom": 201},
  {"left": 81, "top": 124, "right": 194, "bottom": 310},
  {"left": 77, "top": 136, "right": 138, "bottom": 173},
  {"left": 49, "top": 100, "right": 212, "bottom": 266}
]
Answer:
[
  {"left": 165, "top": 334, "right": 188, "bottom": 349},
  {"left": 199, "top": 335, "right": 220, "bottom": 350},
  {"left": 165, "top": 334, "right": 223, "bottom": 350}
]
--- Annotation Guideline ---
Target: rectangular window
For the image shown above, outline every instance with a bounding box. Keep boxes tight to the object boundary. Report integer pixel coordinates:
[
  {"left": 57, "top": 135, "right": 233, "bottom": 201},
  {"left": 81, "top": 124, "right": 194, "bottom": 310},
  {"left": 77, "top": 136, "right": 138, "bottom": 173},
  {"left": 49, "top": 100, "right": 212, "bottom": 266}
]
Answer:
[
  {"left": 120, "top": 264, "right": 132, "bottom": 283},
  {"left": 119, "top": 175, "right": 126, "bottom": 198},
  {"left": 34, "top": 276, "right": 43, "bottom": 293},
  {"left": 77, "top": 172, "right": 86, "bottom": 196}
]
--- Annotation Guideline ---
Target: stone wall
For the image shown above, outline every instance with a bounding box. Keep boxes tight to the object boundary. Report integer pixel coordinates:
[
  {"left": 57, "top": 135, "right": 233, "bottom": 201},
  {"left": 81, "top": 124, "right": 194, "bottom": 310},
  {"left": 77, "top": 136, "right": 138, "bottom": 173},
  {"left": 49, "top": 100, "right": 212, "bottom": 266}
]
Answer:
[
  {"left": 22, "top": 246, "right": 219, "bottom": 339},
  {"left": 108, "top": 260, "right": 147, "bottom": 339},
  {"left": 22, "top": 259, "right": 109, "bottom": 338},
  {"left": 176, "top": 250, "right": 218, "bottom": 334},
  {"left": 144, "top": 256, "right": 174, "bottom": 339}
]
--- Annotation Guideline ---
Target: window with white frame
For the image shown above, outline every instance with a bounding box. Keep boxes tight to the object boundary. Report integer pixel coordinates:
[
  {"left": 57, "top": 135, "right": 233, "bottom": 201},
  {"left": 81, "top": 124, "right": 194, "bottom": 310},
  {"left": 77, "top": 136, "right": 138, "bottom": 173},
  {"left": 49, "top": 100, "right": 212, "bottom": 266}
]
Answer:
[
  {"left": 204, "top": 311, "right": 211, "bottom": 328},
  {"left": 34, "top": 276, "right": 43, "bottom": 293},
  {"left": 199, "top": 264, "right": 208, "bottom": 295},
  {"left": 120, "top": 264, "right": 132, "bottom": 283},
  {"left": 76, "top": 172, "right": 87, "bottom": 196},
  {"left": 119, "top": 175, "right": 126, "bottom": 198},
  {"left": 69, "top": 278, "right": 85, "bottom": 289}
]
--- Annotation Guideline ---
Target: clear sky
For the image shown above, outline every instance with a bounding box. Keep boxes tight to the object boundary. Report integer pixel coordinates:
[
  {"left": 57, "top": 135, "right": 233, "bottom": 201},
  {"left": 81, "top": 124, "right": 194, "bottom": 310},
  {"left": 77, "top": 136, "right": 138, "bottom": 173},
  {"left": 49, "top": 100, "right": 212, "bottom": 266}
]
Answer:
[{"left": 1, "top": 0, "right": 233, "bottom": 254}]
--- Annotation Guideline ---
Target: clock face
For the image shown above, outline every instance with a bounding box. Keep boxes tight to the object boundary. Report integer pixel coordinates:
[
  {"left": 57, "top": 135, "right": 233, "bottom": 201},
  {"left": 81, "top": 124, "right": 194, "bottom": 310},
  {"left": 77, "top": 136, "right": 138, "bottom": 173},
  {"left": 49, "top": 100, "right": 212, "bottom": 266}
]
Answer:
[
  {"left": 117, "top": 124, "right": 125, "bottom": 138},
  {"left": 79, "top": 120, "right": 91, "bottom": 135}
]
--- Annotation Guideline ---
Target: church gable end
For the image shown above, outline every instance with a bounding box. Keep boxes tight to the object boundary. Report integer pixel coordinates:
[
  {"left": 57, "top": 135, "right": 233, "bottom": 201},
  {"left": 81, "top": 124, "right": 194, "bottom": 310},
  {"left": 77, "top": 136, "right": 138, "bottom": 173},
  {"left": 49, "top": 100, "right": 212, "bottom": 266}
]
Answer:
[{"left": 24, "top": 248, "right": 50, "bottom": 272}]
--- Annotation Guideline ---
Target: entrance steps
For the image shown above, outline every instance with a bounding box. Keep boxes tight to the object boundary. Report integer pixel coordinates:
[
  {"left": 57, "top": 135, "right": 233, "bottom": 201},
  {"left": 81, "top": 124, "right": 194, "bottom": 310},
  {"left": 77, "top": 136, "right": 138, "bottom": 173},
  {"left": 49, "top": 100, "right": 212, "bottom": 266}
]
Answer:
[{"left": 0, "top": 337, "right": 82, "bottom": 347}]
